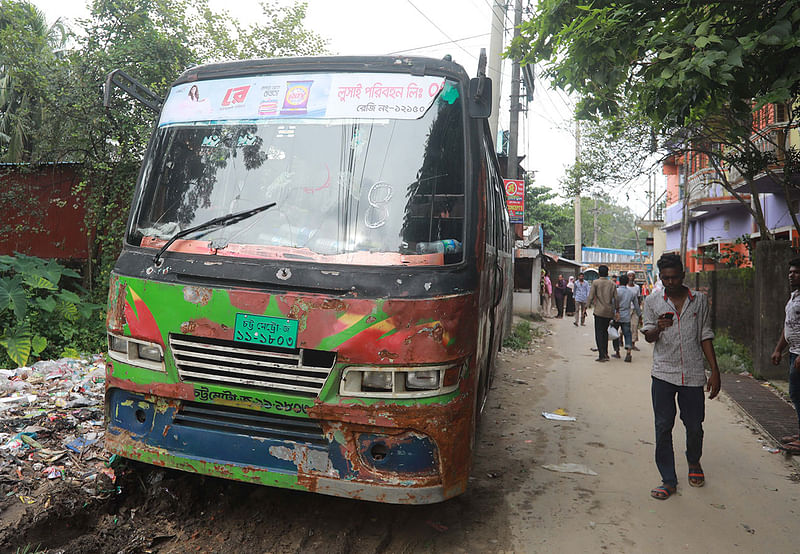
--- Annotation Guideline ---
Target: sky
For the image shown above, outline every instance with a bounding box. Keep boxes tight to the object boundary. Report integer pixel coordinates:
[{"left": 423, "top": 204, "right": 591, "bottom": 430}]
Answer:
[{"left": 30, "top": 0, "right": 652, "bottom": 216}]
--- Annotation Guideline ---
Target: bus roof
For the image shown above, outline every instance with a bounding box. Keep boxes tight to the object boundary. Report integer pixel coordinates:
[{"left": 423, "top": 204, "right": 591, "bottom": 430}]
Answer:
[{"left": 174, "top": 56, "right": 471, "bottom": 87}]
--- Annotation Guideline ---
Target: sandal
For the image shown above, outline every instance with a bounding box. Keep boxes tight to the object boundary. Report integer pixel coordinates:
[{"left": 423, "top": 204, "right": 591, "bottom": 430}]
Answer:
[
  {"left": 650, "top": 484, "right": 676, "bottom": 500},
  {"left": 780, "top": 434, "right": 800, "bottom": 444},
  {"left": 688, "top": 466, "right": 705, "bottom": 487},
  {"left": 781, "top": 440, "right": 800, "bottom": 454}
]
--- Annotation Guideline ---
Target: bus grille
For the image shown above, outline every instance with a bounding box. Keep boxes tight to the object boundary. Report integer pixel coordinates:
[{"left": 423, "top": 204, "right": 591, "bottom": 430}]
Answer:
[
  {"left": 170, "top": 334, "right": 336, "bottom": 397},
  {"left": 174, "top": 401, "right": 327, "bottom": 446}
]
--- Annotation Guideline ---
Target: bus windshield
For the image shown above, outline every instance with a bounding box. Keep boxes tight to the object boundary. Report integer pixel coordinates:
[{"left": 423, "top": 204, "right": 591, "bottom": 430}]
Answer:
[{"left": 128, "top": 74, "right": 466, "bottom": 266}]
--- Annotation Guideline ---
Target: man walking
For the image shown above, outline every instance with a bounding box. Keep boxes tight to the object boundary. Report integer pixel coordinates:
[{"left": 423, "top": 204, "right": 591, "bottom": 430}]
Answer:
[
  {"left": 627, "top": 270, "right": 642, "bottom": 351},
  {"left": 573, "top": 272, "right": 590, "bottom": 326},
  {"left": 587, "top": 265, "right": 618, "bottom": 362},
  {"left": 770, "top": 258, "right": 800, "bottom": 453},
  {"left": 611, "top": 274, "right": 641, "bottom": 362},
  {"left": 642, "top": 253, "right": 720, "bottom": 500},
  {"left": 554, "top": 274, "right": 567, "bottom": 318}
]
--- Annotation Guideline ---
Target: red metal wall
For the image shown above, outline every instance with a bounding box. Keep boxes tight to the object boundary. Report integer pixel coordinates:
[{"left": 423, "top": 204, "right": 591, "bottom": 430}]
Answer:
[{"left": 0, "top": 164, "right": 89, "bottom": 260}]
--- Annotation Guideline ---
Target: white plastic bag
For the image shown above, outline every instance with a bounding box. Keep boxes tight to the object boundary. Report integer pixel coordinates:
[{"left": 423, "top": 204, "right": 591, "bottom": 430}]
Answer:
[{"left": 607, "top": 324, "right": 620, "bottom": 341}]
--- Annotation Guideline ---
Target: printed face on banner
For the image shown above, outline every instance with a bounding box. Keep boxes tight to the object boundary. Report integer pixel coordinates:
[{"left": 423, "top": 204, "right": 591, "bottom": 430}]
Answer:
[
  {"left": 504, "top": 178, "right": 525, "bottom": 224},
  {"left": 159, "top": 73, "right": 448, "bottom": 126}
]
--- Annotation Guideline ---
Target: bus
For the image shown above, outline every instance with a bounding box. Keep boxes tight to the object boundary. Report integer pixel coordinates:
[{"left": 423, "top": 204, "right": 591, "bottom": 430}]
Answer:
[{"left": 104, "top": 55, "right": 513, "bottom": 504}]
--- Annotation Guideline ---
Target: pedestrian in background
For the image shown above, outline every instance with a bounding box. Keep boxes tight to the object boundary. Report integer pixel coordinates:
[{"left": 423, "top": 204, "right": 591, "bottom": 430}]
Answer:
[
  {"left": 573, "top": 272, "right": 590, "bottom": 326},
  {"left": 627, "top": 270, "right": 642, "bottom": 351},
  {"left": 642, "top": 253, "right": 720, "bottom": 500},
  {"left": 611, "top": 274, "right": 641, "bottom": 362},
  {"left": 542, "top": 270, "right": 553, "bottom": 317},
  {"left": 554, "top": 274, "right": 567, "bottom": 318},
  {"left": 587, "top": 265, "right": 618, "bottom": 362},
  {"left": 566, "top": 276, "right": 576, "bottom": 317},
  {"left": 770, "top": 258, "right": 800, "bottom": 454}
]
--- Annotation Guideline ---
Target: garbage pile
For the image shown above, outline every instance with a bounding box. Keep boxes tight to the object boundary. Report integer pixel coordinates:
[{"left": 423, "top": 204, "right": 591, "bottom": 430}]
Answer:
[{"left": 0, "top": 356, "right": 117, "bottom": 504}]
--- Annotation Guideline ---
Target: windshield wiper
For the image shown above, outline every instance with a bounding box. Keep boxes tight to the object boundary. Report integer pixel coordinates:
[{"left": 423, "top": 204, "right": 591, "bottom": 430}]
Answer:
[{"left": 152, "top": 202, "right": 276, "bottom": 266}]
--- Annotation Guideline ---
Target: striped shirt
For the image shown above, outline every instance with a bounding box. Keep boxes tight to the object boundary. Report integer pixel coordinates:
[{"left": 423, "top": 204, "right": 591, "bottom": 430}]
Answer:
[
  {"left": 642, "top": 289, "right": 714, "bottom": 387},
  {"left": 784, "top": 290, "right": 800, "bottom": 355}
]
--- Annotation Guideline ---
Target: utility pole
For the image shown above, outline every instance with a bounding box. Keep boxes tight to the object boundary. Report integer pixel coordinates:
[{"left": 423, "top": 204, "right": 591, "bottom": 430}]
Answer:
[
  {"left": 680, "top": 153, "right": 690, "bottom": 265},
  {"left": 574, "top": 118, "right": 582, "bottom": 265},
  {"left": 487, "top": 0, "right": 506, "bottom": 144},
  {"left": 507, "top": 0, "right": 522, "bottom": 180},
  {"left": 592, "top": 195, "right": 599, "bottom": 246}
]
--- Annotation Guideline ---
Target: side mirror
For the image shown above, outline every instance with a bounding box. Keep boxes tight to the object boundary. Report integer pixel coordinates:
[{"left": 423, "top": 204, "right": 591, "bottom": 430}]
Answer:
[{"left": 469, "top": 77, "right": 492, "bottom": 119}]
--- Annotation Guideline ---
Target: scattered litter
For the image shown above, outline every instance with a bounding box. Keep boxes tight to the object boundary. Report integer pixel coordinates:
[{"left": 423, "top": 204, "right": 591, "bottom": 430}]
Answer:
[
  {"left": 542, "top": 463, "right": 598, "bottom": 475},
  {"left": 542, "top": 411, "right": 577, "bottom": 421},
  {"left": 710, "top": 503, "right": 726, "bottom": 510},
  {"left": 426, "top": 520, "right": 449, "bottom": 532},
  {"left": 763, "top": 446, "right": 780, "bottom": 453},
  {"left": 741, "top": 523, "right": 755, "bottom": 535},
  {"left": 486, "top": 471, "right": 500, "bottom": 479},
  {"left": 0, "top": 355, "right": 110, "bottom": 505},
  {"left": 44, "top": 465, "right": 63, "bottom": 479},
  {"left": 66, "top": 437, "right": 98, "bottom": 453}
]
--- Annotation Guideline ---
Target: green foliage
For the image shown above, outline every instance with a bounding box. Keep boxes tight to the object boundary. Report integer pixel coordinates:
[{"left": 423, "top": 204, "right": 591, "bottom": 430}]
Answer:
[
  {"left": 512, "top": 1, "right": 800, "bottom": 239},
  {"left": 691, "top": 235, "right": 752, "bottom": 269},
  {"left": 712, "top": 330, "right": 753, "bottom": 374},
  {"left": 0, "top": 254, "right": 104, "bottom": 367},
  {"left": 524, "top": 184, "right": 571, "bottom": 251},
  {"left": 503, "top": 320, "right": 533, "bottom": 350}
]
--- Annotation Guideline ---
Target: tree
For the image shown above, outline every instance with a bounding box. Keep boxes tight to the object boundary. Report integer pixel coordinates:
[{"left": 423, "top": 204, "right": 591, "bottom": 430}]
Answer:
[
  {"left": 524, "top": 184, "right": 571, "bottom": 251},
  {"left": 0, "top": 0, "right": 67, "bottom": 162},
  {"left": 512, "top": 1, "right": 800, "bottom": 239}
]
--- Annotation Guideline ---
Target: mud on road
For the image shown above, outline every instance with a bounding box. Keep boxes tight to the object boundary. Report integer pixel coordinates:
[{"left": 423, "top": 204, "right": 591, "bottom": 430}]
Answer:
[{"left": 1, "top": 327, "right": 551, "bottom": 554}]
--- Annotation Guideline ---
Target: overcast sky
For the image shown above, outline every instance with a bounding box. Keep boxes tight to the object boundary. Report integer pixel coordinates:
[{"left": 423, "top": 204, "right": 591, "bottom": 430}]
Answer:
[{"left": 31, "top": 0, "right": 652, "bottom": 215}]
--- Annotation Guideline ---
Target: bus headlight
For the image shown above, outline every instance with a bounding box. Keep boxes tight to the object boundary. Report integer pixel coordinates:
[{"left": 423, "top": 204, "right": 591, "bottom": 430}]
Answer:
[
  {"left": 362, "top": 371, "right": 394, "bottom": 391},
  {"left": 340, "top": 362, "right": 465, "bottom": 398},
  {"left": 107, "top": 333, "right": 165, "bottom": 372},
  {"left": 406, "top": 370, "right": 440, "bottom": 390}
]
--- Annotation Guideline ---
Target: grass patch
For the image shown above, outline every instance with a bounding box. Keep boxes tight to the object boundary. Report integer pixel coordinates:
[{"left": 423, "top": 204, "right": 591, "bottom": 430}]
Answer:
[
  {"left": 713, "top": 330, "right": 753, "bottom": 374},
  {"left": 503, "top": 320, "right": 532, "bottom": 350}
]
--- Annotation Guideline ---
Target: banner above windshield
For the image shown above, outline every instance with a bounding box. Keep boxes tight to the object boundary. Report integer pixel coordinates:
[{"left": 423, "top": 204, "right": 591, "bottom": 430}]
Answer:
[{"left": 159, "top": 72, "right": 448, "bottom": 126}]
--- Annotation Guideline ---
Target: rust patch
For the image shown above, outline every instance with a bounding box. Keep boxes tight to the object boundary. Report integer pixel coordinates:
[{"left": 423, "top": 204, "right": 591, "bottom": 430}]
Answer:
[
  {"left": 183, "top": 286, "right": 212, "bottom": 305},
  {"left": 107, "top": 376, "right": 195, "bottom": 401},
  {"left": 320, "top": 298, "right": 347, "bottom": 311},
  {"left": 106, "top": 276, "right": 127, "bottom": 334},
  {"left": 378, "top": 350, "right": 398, "bottom": 360},
  {"left": 365, "top": 315, "right": 377, "bottom": 324},
  {"left": 228, "top": 290, "right": 270, "bottom": 314},
  {"left": 180, "top": 318, "right": 233, "bottom": 339},
  {"left": 308, "top": 388, "right": 474, "bottom": 496}
]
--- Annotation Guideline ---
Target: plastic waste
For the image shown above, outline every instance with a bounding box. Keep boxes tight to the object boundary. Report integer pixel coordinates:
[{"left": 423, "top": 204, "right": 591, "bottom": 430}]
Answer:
[
  {"left": 542, "top": 463, "right": 598, "bottom": 475},
  {"left": 542, "top": 411, "right": 577, "bottom": 421},
  {"left": 416, "top": 239, "right": 462, "bottom": 255}
]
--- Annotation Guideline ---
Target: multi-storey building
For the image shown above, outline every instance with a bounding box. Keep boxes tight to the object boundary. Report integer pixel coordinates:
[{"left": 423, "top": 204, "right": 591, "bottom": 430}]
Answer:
[{"left": 662, "top": 103, "right": 799, "bottom": 272}]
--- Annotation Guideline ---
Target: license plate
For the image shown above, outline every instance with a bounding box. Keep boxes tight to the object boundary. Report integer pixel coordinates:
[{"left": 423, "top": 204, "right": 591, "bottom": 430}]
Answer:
[{"left": 234, "top": 314, "right": 298, "bottom": 348}]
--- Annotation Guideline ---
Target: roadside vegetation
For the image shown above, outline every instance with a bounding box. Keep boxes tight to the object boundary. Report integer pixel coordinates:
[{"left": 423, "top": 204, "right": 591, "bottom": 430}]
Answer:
[
  {"left": 0, "top": 254, "right": 104, "bottom": 367},
  {"left": 503, "top": 320, "right": 533, "bottom": 350},
  {"left": 713, "top": 330, "right": 753, "bottom": 374}
]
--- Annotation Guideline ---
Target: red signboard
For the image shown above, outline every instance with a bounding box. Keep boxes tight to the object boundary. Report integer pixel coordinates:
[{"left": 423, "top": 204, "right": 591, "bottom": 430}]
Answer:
[{"left": 503, "top": 179, "right": 524, "bottom": 224}]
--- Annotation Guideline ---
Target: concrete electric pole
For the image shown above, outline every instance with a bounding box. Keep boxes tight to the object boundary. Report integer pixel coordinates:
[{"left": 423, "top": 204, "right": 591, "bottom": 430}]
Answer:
[
  {"left": 507, "top": 0, "right": 523, "bottom": 180},
  {"left": 574, "top": 118, "right": 582, "bottom": 264},
  {"left": 487, "top": 0, "right": 506, "bottom": 145}
]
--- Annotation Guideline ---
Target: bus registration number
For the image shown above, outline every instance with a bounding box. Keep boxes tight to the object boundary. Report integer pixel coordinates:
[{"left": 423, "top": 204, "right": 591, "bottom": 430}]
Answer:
[{"left": 234, "top": 314, "right": 298, "bottom": 348}]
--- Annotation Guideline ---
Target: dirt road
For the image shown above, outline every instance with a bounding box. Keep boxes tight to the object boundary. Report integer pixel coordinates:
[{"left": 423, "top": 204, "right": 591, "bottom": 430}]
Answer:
[{"left": 3, "top": 317, "right": 799, "bottom": 552}]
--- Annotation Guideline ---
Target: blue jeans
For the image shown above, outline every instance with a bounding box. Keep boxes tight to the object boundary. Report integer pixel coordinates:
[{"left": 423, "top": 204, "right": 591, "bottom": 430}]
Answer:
[
  {"left": 789, "top": 353, "right": 800, "bottom": 432},
  {"left": 612, "top": 321, "right": 632, "bottom": 351},
  {"left": 651, "top": 377, "right": 705, "bottom": 488}
]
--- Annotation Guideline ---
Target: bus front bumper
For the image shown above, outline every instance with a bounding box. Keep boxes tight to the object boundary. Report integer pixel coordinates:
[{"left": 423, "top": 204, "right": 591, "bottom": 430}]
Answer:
[{"left": 105, "top": 388, "right": 467, "bottom": 504}]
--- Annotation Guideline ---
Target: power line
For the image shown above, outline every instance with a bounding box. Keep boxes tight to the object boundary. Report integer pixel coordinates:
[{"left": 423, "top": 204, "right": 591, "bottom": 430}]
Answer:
[
  {"left": 385, "top": 32, "right": 493, "bottom": 55},
  {"left": 406, "top": 0, "right": 478, "bottom": 61}
]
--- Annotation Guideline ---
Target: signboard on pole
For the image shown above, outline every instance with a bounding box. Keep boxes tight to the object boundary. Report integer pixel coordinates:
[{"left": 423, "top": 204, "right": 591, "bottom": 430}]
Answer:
[{"left": 504, "top": 179, "right": 524, "bottom": 224}]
